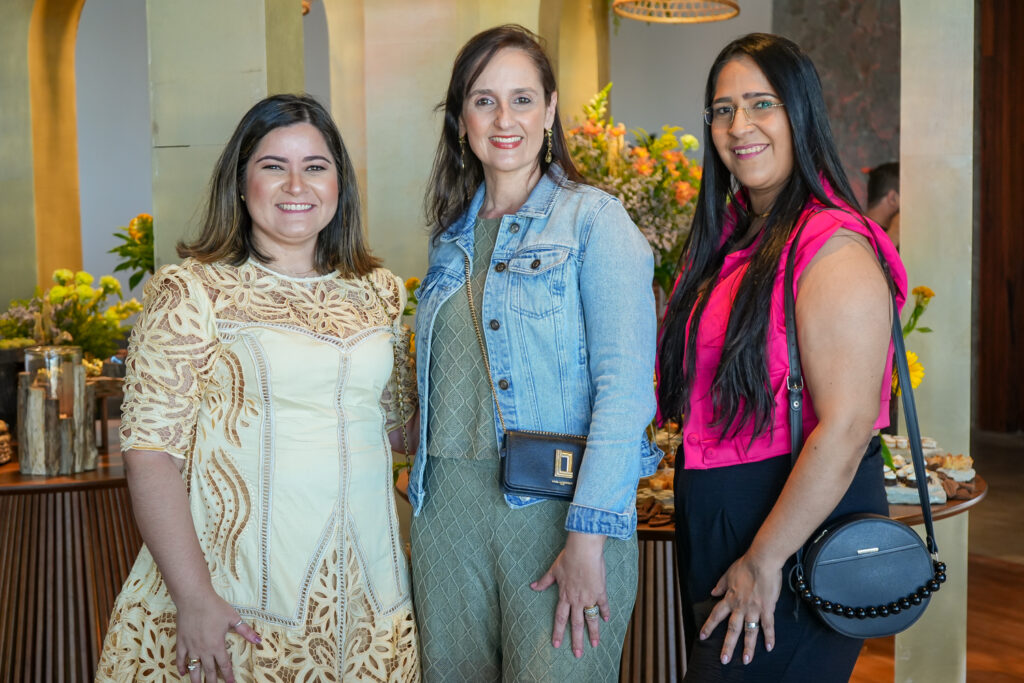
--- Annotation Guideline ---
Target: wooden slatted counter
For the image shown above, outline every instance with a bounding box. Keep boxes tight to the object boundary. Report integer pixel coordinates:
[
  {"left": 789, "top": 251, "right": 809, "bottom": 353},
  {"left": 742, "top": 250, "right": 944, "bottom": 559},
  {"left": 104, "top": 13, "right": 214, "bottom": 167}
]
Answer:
[{"left": 0, "top": 455, "right": 142, "bottom": 682}]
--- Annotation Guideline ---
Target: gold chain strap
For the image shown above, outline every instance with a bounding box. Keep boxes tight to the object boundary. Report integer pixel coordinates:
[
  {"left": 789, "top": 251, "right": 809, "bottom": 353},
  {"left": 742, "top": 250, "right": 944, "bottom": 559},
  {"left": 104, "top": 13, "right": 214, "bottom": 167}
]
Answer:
[
  {"left": 365, "top": 275, "right": 412, "bottom": 457},
  {"left": 463, "top": 253, "right": 507, "bottom": 432}
]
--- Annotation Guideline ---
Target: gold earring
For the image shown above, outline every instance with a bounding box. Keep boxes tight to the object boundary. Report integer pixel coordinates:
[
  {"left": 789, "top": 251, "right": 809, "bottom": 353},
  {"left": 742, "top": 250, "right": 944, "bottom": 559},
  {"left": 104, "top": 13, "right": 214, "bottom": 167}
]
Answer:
[
  {"left": 459, "top": 135, "right": 467, "bottom": 169},
  {"left": 240, "top": 194, "right": 246, "bottom": 202},
  {"left": 544, "top": 128, "right": 553, "bottom": 164}
]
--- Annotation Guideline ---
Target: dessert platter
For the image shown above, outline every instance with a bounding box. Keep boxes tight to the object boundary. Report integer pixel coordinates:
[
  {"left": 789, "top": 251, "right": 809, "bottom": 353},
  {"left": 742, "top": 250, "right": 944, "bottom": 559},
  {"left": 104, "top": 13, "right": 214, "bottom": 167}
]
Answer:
[
  {"left": 636, "top": 428, "right": 678, "bottom": 526},
  {"left": 882, "top": 433, "right": 976, "bottom": 506}
]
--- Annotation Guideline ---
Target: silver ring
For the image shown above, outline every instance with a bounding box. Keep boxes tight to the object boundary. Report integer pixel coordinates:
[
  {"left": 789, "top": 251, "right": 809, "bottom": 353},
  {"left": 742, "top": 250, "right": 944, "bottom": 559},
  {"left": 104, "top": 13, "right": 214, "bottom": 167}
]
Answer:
[
  {"left": 744, "top": 620, "right": 759, "bottom": 631},
  {"left": 583, "top": 605, "right": 600, "bottom": 620},
  {"left": 187, "top": 662, "right": 199, "bottom": 671},
  {"left": 233, "top": 619, "right": 244, "bottom": 628}
]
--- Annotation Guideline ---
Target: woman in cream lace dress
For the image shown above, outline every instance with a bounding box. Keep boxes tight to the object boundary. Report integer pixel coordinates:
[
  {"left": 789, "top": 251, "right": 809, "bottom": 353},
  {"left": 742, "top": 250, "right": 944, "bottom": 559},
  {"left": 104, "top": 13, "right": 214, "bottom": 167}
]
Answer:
[{"left": 96, "top": 95, "right": 419, "bottom": 682}]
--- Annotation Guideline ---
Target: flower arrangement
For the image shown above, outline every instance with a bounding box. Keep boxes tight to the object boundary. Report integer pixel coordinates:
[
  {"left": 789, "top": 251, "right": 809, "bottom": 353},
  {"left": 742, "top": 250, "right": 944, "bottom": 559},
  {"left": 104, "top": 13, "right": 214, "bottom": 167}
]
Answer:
[
  {"left": 566, "top": 83, "right": 702, "bottom": 294},
  {"left": 0, "top": 270, "right": 141, "bottom": 361},
  {"left": 881, "top": 285, "right": 934, "bottom": 470},
  {"left": 109, "top": 213, "right": 155, "bottom": 290},
  {"left": 893, "top": 285, "right": 935, "bottom": 395}
]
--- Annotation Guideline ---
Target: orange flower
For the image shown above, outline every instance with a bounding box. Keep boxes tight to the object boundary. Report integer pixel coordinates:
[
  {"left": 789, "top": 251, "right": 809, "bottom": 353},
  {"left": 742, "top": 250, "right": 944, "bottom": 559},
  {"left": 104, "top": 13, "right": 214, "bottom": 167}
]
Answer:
[
  {"left": 632, "top": 146, "right": 650, "bottom": 159},
  {"left": 633, "top": 158, "right": 655, "bottom": 176},
  {"left": 661, "top": 150, "right": 683, "bottom": 164},
  {"left": 690, "top": 162, "right": 703, "bottom": 180},
  {"left": 583, "top": 120, "right": 603, "bottom": 137},
  {"left": 674, "top": 181, "right": 697, "bottom": 205},
  {"left": 609, "top": 123, "right": 626, "bottom": 137}
]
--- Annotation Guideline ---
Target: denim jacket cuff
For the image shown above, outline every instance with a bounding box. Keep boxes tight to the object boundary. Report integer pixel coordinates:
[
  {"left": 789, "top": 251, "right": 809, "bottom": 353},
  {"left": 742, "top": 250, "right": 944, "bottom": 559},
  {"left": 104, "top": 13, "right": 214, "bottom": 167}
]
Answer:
[{"left": 565, "top": 503, "right": 636, "bottom": 540}]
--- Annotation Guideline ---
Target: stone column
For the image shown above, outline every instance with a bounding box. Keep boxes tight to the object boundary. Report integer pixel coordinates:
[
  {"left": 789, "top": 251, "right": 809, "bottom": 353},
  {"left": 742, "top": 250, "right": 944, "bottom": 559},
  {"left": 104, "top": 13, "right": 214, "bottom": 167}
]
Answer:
[{"left": 895, "top": 2, "right": 974, "bottom": 681}]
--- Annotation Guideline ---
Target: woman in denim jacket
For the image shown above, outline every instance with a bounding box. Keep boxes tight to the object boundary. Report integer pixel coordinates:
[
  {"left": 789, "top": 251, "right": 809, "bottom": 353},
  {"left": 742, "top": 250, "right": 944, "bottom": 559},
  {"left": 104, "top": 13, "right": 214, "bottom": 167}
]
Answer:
[{"left": 408, "top": 25, "right": 661, "bottom": 682}]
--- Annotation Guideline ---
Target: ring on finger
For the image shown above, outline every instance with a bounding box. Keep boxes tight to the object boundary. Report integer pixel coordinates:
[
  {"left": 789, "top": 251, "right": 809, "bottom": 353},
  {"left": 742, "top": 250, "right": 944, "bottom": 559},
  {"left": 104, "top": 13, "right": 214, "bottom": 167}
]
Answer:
[
  {"left": 583, "top": 604, "right": 600, "bottom": 620},
  {"left": 187, "top": 657, "right": 201, "bottom": 665},
  {"left": 187, "top": 662, "right": 200, "bottom": 671},
  {"left": 233, "top": 618, "right": 244, "bottom": 628},
  {"left": 744, "top": 620, "right": 759, "bottom": 631}
]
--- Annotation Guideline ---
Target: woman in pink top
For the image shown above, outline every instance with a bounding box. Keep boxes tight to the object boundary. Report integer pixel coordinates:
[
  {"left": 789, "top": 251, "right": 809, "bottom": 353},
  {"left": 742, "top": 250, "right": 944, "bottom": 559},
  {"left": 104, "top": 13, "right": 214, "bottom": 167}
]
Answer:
[{"left": 657, "top": 34, "right": 906, "bottom": 681}]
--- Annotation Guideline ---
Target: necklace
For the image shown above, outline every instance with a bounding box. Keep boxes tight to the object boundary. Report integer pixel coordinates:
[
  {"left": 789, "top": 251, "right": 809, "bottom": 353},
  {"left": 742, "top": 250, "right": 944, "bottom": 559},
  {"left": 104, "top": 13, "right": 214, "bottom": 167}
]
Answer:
[{"left": 752, "top": 207, "right": 772, "bottom": 219}]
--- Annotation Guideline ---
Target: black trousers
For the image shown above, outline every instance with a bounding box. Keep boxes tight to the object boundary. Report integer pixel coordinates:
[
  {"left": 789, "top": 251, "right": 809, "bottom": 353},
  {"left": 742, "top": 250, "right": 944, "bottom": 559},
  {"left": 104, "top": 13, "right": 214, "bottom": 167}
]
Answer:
[{"left": 675, "top": 438, "right": 887, "bottom": 682}]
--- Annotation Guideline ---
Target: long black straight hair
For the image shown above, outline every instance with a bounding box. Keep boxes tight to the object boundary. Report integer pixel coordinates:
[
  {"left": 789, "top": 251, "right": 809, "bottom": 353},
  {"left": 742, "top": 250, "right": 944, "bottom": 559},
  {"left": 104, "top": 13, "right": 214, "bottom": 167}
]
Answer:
[{"left": 657, "top": 33, "right": 861, "bottom": 438}]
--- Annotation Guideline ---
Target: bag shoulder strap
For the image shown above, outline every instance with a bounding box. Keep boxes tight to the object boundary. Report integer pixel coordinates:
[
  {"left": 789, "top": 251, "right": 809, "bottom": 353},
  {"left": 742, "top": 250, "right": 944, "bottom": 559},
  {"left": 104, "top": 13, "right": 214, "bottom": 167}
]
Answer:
[{"left": 783, "top": 213, "right": 939, "bottom": 556}]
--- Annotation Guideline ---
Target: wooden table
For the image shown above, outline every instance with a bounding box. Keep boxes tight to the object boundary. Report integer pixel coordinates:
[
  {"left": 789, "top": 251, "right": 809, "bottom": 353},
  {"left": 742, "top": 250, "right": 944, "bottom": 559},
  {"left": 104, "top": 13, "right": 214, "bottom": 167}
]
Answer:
[{"left": 0, "top": 454, "right": 143, "bottom": 682}]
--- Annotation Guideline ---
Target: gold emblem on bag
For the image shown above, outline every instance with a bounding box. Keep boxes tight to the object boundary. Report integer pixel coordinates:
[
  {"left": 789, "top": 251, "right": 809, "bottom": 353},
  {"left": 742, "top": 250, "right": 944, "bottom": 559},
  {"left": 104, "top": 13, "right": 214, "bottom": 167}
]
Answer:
[{"left": 554, "top": 449, "right": 574, "bottom": 480}]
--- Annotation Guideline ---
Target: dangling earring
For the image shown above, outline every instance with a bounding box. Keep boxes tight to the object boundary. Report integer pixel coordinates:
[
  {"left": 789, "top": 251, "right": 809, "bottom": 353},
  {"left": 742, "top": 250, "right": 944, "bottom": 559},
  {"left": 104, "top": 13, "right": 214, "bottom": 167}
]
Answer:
[
  {"left": 240, "top": 194, "right": 246, "bottom": 202},
  {"left": 544, "top": 128, "right": 553, "bottom": 164},
  {"left": 459, "top": 135, "right": 466, "bottom": 170}
]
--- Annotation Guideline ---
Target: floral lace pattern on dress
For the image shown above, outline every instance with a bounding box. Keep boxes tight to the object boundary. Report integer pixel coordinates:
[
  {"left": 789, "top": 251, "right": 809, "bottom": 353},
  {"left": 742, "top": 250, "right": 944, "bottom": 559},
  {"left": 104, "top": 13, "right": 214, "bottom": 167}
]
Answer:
[{"left": 96, "top": 529, "right": 419, "bottom": 682}]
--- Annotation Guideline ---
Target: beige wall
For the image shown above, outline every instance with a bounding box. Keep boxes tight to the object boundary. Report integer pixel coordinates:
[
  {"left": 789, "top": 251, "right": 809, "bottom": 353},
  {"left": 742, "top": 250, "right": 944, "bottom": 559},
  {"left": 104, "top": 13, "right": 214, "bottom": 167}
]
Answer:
[
  {"left": 146, "top": 0, "right": 304, "bottom": 268},
  {"left": 0, "top": 0, "right": 39, "bottom": 305}
]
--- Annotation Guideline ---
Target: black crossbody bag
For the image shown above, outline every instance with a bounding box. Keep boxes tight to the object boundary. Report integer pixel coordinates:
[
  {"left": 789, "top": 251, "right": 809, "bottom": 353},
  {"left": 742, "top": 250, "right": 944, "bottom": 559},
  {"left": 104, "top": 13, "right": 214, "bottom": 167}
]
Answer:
[
  {"left": 462, "top": 254, "right": 587, "bottom": 501},
  {"left": 783, "top": 216, "right": 947, "bottom": 639}
]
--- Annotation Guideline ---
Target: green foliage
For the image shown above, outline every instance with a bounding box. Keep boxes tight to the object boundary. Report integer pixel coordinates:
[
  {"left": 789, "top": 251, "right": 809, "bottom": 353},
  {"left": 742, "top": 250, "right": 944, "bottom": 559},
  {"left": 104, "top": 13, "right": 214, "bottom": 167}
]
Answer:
[
  {"left": 0, "top": 270, "right": 141, "bottom": 360},
  {"left": 109, "top": 213, "right": 155, "bottom": 290}
]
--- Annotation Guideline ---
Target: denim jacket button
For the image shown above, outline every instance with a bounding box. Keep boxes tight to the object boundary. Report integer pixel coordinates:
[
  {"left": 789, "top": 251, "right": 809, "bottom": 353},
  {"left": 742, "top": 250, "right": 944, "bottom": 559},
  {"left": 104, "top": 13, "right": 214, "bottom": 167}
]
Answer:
[
  {"left": 530, "top": 259, "right": 541, "bottom": 269},
  {"left": 495, "top": 262, "right": 507, "bottom": 272},
  {"left": 489, "top": 319, "right": 500, "bottom": 330},
  {"left": 498, "top": 379, "right": 509, "bottom": 390},
  {"left": 509, "top": 222, "right": 521, "bottom": 233},
  {"left": 686, "top": 433, "right": 699, "bottom": 445}
]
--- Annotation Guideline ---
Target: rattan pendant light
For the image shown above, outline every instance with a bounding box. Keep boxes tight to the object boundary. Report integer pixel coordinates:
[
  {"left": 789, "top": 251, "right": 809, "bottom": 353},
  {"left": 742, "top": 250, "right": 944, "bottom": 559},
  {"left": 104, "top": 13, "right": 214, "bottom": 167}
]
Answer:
[{"left": 611, "top": 1, "right": 740, "bottom": 24}]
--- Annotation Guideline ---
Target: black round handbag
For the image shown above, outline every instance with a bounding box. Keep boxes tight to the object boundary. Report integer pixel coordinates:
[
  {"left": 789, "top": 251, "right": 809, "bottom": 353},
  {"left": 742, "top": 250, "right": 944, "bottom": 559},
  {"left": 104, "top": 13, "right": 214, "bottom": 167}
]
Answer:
[{"left": 782, "top": 214, "right": 947, "bottom": 640}]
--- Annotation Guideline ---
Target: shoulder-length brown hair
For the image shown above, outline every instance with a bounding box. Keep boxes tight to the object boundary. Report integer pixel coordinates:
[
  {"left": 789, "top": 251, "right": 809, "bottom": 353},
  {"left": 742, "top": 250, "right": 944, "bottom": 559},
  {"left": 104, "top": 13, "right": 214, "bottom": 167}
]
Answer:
[
  {"left": 423, "top": 24, "right": 583, "bottom": 239},
  {"left": 178, "top": 94, "right": 379, "bottom": 277}
]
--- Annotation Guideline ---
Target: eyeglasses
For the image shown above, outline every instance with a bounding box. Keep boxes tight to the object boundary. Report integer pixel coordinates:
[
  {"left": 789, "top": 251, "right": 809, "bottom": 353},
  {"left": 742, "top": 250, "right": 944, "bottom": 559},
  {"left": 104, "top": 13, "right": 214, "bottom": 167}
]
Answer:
[{"left": 703, "top": 100, "right": 786, "bottom": 127}]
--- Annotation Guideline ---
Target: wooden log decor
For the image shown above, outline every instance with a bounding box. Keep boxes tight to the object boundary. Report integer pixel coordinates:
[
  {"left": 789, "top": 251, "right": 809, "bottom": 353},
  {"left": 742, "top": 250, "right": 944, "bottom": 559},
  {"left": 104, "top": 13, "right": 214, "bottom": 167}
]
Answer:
[{"left": 16, "top": 347, "right": 97, "bottom": 476}]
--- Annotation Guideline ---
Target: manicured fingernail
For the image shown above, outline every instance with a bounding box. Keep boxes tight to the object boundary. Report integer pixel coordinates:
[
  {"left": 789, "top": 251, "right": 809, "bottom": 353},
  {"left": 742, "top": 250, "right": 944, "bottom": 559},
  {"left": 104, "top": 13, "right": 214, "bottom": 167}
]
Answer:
[
  {"left": 744, "top": 655, "right": 750, "bottom": 664},
  {"left": 699, "top": 631, "right": 708, "bottom": 640},
  {"left": 574, "top": 648, "right": 582, "bottom": 658},
  {"left": 553, "top": 640, "right": 561, "bottom": 648},
  {"left": 767, "top": 642, "right": 773, "bottom": 652},
  {"left": 603, "top": 615, "right": 609, "bottom": 622},
  {"left": 591, "top": 639, "right": 598, "bottom": 647},
  {"left": 721, "top": 655, "right": 730, "bottom": 664}
]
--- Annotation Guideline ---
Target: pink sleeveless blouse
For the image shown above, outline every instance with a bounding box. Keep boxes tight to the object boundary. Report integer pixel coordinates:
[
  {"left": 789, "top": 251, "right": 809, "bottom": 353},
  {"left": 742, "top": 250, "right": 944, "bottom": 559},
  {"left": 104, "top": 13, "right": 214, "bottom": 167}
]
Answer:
[{"left": 675, "top": 184, "right": 907, "bottom": 470}]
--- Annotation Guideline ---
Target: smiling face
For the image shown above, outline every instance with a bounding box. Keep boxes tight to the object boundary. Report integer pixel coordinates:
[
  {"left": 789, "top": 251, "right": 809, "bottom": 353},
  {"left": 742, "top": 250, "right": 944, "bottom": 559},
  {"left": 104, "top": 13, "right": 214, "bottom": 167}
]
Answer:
[
  {"left": 243, "top": 122, "right": 339, "bottom": 261},
  {"left": 460, "top": 47, "right": 557, "bottom": 186},
  {"left": 710, "top": 55, "right": 794, "bottom": 213}
]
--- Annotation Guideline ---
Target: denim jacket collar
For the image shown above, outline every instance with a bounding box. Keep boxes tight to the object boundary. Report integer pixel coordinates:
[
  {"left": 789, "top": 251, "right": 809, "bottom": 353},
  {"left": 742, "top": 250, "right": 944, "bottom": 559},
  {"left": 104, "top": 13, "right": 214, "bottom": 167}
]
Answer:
[{"left": 439, "top": 164, "right": 567, "bottom": 245}]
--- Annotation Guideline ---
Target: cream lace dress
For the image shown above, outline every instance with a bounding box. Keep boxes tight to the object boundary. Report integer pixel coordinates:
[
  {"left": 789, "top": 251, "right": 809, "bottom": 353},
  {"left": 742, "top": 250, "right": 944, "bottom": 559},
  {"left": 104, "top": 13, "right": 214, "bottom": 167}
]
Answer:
[{"left": 96, "top": 258, "right": 420, "bottom": 682}]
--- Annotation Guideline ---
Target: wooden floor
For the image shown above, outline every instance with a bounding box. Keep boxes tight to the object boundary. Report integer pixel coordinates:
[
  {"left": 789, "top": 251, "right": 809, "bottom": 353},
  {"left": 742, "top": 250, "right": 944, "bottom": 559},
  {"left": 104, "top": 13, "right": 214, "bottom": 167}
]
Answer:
[{"left": 850, "top": 554, "right": 1024, "bottom": 682}]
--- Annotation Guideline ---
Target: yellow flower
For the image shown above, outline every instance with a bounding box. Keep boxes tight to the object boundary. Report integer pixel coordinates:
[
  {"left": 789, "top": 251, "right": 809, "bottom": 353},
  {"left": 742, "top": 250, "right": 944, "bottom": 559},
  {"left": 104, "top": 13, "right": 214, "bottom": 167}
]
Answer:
[
  {"left": 48, "top": 285, "right": 69, "bottom": 304},
  {"left": 405, "top": 277, "right": 421, "bottom": 292},
  {"left": 409, "top": 332, "right": 416, "bottom": 354},
  {"left": 893, "top": 351, "right": 925, "bottom": 394},
  {"left": 99, "top": 275, "right": 122, "bottom": 295},
  {"left": 912, "top": 285, "right": 935, "bottom": 299},
  {"left": 75, "top": 284, "right": 97, "bottom": 301},
  {"left": 74, "top": 271, "right": 94, "bottom": 286},
  {"left": 53, "top": 269, "right": 75, "bottom": 286},
  {"left": 680, "top": 133, "right": 700, "bottom": 151}
]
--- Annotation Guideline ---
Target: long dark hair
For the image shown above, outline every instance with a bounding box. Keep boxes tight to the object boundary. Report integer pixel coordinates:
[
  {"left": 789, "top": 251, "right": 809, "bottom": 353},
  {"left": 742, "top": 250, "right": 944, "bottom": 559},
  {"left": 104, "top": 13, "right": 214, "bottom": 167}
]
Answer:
[
  {"left": 179, "top": 93, "right": 379, "bottom": 277},
  {"left": 657, "top": 33, "right": 860, "bottom": 438},
  {"left": 423, "top": 24, "right": 582, "bottom": 238}
]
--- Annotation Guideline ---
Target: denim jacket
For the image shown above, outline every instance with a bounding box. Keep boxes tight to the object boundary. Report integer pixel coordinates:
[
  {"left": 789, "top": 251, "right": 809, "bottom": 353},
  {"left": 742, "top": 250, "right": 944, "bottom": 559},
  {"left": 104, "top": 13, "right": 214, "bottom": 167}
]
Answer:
[{"left": 408, "top": 166, "right": 662, "bottom": 539}]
